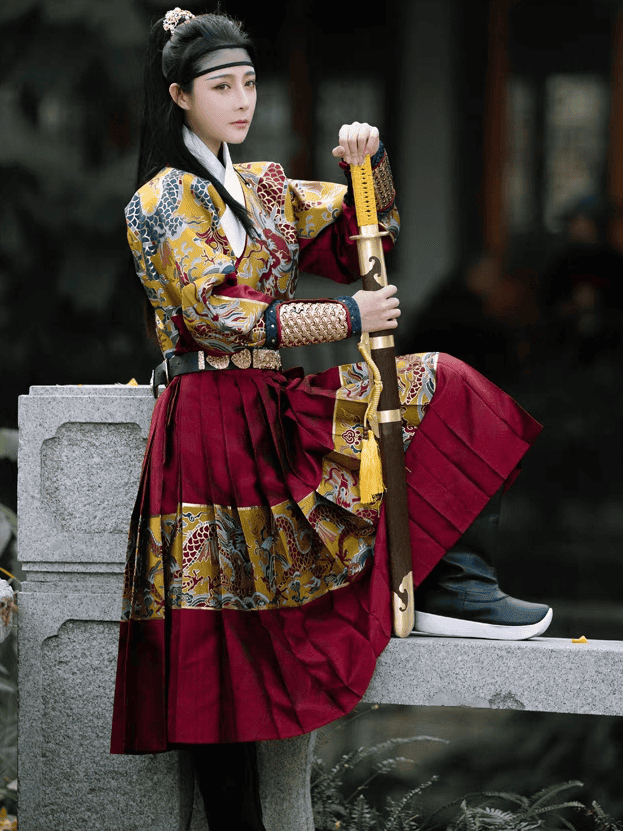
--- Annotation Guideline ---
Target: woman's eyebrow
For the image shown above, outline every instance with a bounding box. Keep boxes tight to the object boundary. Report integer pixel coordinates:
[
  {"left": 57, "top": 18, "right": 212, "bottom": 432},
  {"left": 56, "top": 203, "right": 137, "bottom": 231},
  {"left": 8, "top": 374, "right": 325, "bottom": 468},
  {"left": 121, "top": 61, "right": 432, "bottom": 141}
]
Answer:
[{"left": 205, "top": 69, "right": 256, "bottom": 81}]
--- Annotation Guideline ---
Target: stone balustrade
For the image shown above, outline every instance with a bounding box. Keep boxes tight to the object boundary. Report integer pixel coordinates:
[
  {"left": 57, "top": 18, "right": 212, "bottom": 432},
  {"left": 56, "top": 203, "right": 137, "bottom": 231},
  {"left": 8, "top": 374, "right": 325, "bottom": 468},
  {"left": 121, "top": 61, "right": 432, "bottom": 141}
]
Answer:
[{"left": 17, "top": 385, "right": 623, "bottom": 830}]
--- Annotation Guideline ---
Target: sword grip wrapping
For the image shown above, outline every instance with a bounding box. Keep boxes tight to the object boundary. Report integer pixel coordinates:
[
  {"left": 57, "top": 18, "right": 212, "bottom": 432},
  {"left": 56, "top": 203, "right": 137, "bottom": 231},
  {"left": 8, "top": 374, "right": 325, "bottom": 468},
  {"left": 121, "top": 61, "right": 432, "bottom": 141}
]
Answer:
[{"left": 351, "top": 156, "right": 378, "bottom": 227}]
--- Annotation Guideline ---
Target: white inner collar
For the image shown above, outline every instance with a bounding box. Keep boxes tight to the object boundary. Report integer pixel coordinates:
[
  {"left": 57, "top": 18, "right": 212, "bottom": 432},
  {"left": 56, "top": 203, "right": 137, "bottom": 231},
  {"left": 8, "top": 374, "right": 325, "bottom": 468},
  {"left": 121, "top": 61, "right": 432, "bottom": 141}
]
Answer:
[{"left": 183, "top": 126, "right": 247, "bottom": 257}]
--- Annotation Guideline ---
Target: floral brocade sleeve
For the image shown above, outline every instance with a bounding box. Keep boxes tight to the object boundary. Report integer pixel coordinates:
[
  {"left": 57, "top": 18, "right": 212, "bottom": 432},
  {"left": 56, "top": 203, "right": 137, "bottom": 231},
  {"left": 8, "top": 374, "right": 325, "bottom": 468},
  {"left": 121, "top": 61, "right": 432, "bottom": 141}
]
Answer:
[
  {"left": 286, "top": 142, "right": 399, "bottom": 286},
  {"left": 125, "top": 170, "right": 273, "bottom": 359}
]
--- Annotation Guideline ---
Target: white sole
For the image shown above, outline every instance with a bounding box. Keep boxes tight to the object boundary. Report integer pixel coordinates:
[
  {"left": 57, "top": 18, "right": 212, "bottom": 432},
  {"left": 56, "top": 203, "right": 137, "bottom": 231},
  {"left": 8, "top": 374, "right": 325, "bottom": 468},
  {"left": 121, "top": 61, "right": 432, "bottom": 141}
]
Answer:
[{"left": 413, "top": 607, "right": 553, "bottom": 640}]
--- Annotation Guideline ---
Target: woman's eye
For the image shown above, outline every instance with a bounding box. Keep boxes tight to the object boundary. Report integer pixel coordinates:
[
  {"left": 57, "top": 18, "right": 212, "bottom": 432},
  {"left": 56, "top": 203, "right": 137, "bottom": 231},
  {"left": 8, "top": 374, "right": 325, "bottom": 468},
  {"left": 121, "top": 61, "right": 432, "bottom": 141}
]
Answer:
[
  {"left": 246, "top": 79, "right": 257, "bottom": 88},
  {"left": 214, "top": 83, "right": 229, "bottom": 91}
]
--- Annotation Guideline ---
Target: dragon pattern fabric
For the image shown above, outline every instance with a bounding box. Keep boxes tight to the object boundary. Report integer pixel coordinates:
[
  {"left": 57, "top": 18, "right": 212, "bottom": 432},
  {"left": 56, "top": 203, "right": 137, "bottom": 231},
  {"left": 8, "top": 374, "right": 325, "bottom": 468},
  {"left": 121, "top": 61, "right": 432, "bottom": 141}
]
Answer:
[
  {"left": 125, "top": 159, "right": 400, "bottom": 360},
  {"left": 121, "top": 351, "right": 437, "bottom": 620}
]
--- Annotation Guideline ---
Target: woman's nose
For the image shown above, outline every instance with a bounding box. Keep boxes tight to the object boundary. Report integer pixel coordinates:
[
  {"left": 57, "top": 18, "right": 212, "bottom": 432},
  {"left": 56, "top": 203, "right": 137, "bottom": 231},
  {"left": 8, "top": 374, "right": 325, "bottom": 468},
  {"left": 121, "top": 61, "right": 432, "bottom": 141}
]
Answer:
[{"left": 236, "top": 88, "right": 250, "bottom": 108}]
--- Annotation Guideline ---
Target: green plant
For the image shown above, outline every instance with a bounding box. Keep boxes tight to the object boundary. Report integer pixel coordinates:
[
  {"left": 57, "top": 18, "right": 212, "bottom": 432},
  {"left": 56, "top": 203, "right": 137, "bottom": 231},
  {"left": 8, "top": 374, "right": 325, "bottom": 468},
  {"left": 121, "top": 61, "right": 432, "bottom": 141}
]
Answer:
[
  {"left": 441, "top": 781, "right": 585, "bottom": 830},
  {"left": 312, "top": 736, "right": 443, "bottom": 830},
  {"left": 312, "top": 741, "right": 623, "bottom": 831},
  {"left": 582, "top": 802, "right": 623, "bottom": 831}
]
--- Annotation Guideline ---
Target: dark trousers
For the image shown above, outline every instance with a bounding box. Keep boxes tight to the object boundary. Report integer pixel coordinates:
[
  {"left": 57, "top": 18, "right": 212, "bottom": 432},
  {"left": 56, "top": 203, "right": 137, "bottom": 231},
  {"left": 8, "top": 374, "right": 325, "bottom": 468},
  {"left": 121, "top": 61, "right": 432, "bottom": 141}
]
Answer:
[{"left": 189, "top": 742, "right": 266, "bottom": 831}]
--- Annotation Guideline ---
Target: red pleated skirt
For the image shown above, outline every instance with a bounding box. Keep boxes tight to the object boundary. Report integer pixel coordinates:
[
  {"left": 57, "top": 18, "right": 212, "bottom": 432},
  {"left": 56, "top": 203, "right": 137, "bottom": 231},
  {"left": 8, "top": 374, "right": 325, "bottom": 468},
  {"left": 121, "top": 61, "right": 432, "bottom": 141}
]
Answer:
[{"left": 111, "top": 352, "right": 541, "bottom": 753}]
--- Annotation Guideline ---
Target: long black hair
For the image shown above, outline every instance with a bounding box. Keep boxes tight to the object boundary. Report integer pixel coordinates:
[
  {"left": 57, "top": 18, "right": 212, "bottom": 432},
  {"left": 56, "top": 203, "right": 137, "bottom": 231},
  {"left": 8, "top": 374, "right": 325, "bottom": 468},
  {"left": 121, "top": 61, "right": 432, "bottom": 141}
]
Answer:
[{"left": 137, "top": 10, "right": 256, "bottom": 237}]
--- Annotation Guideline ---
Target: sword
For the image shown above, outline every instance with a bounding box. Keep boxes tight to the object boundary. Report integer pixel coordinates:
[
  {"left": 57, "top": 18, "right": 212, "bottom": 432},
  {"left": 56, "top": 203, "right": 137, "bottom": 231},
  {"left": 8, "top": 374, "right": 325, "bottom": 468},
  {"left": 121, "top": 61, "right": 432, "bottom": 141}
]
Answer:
[{"left": 350, "top": 155, "right": 415, "bottom": 638}]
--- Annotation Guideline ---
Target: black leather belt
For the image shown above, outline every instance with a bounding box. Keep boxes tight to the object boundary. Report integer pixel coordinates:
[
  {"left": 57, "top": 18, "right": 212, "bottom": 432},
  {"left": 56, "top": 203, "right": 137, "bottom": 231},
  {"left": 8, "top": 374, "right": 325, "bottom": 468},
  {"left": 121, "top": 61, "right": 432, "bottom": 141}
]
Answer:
[{"left": 151, "top": 348, "right": 282, "bottom": 398}]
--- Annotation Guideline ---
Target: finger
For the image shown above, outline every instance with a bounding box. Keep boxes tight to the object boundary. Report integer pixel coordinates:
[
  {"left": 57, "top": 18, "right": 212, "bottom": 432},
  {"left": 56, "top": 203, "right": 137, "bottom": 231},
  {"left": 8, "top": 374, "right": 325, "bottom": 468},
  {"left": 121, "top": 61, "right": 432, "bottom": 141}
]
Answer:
[
  {"left": 353, "top": 122, "right": 370, "bottom": 165},
  {"left": 354, "top": 122, "right": 370, "bottom": 160},
  {"left": 345, "top": 122, "right": 362, "bottom": 164},
  {"left": 332, "top": 144, "right": 346, "bottom": 158},
  {"left": 361, "top": 122, "right": 372, "bottom": 148},
  {"left": 380, "top": 284, "right": 398, "bottom": 297},
  {"left": 338, "top": 123, "right": 356, "bottom": 160},
  {"left": 338, "top": 122, "right": 362, "bottom": 164},
  {"left": 364, "top": 126, "right": 380, "bottom": 158}
]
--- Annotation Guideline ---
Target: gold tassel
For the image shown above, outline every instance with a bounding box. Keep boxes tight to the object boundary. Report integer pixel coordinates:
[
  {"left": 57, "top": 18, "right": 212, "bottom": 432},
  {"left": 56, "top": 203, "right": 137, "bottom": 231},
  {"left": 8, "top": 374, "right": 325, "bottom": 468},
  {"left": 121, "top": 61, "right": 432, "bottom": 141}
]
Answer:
[
  {"left": 359, "top": 429, "right": 384, "bottom": 504},
  {"left": 358, "top": 333, "right": 385, "bottom": 504}
]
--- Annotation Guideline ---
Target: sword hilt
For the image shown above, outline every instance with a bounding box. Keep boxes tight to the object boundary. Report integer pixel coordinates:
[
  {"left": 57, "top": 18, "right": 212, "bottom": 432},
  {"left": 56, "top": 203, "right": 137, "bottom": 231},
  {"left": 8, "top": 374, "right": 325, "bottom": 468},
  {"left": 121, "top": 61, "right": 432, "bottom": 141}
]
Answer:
[{"left": 351, "top": 155, "right": 378, "bottom": 228}]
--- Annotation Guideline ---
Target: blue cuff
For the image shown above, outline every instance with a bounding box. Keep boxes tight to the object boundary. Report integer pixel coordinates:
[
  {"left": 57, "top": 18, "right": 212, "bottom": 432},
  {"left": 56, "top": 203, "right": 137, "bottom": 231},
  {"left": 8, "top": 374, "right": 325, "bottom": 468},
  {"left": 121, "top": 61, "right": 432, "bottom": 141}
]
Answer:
[
  {"left": 371, "top": 140, "right": 385, "bottom": 168},
  {"left": 337, "top": 295, "right": 362, "bottom": 337},
  {"left": 264, "top": 301, "right": 280, "bottom": 348}
]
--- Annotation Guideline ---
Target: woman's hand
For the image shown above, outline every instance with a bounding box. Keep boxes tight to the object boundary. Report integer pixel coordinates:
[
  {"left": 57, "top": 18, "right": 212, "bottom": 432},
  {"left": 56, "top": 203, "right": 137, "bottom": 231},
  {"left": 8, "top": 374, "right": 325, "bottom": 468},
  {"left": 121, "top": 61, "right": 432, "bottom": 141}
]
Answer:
[
  {"left": 332, "top": 122, "right": 380, "bottom": 166},
  {"left": 352, "top": 284, "right": 400, "bottom": 332}
]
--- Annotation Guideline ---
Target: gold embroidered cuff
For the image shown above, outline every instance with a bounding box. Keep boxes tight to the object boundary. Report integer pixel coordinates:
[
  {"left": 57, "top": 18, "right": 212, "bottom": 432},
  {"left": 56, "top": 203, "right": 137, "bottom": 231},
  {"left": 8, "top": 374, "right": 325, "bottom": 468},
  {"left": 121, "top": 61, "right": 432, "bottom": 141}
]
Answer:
[
  {"left": 373, "top": 153, "right": 396, "bottom": 213},
  {"left": 278, "top": 301, "right": 350, "bottom": 348}
]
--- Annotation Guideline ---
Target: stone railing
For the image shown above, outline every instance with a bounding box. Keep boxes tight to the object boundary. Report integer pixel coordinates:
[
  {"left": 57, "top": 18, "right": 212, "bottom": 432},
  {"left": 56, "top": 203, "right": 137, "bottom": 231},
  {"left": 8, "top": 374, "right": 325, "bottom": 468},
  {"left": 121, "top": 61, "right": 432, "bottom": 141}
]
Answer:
[{"left": 17, "top": 385, "right": 623, "bottom": 830}]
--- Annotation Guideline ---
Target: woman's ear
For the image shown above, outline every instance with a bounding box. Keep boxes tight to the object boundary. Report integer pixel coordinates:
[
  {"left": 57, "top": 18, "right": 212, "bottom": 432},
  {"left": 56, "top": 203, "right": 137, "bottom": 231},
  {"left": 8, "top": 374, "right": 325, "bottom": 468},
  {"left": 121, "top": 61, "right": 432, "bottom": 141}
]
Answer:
[{"left": 169, "top": 83, "right": 190, "bottom": 110}]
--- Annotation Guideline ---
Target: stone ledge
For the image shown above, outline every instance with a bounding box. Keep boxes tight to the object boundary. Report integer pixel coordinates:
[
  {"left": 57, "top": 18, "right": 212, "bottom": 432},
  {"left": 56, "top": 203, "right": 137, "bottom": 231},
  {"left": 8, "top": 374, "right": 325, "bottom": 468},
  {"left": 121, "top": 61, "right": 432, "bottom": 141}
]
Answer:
[
  {"left": 17, "top": 384, "right": 623, "bottom": 830},
  {"left": 363, "top": 634, "right": 623, "bottom": 715}
]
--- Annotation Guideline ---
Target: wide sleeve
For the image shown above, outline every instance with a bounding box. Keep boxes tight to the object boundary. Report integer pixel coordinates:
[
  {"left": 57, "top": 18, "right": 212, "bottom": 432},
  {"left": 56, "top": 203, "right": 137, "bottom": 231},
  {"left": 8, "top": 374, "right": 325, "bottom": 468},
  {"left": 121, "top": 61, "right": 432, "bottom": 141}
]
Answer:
[
  {"left": 287, "top": 143, "right": 400, "bottom": 284},
  {"left": 127, "top": 173, "right": 274, "bottom": 356}
]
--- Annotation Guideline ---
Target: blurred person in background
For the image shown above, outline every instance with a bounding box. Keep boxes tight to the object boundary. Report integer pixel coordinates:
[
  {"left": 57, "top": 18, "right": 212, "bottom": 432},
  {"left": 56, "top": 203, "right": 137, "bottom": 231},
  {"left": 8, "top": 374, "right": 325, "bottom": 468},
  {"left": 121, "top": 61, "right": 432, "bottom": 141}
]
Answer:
[
  {"left": 398, "top": 253, "right": 541, "bottom": 385},
  {"left": 543, "top": 195, "right": 623, "bottom": 364}
]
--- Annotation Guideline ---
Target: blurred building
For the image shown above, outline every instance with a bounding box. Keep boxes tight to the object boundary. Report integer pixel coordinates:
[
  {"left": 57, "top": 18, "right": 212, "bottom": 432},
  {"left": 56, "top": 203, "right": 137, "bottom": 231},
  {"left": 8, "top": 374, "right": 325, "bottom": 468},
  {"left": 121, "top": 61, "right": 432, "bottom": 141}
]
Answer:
[{"left": 3, "top": 0, "right": 623, "bottom": 405}]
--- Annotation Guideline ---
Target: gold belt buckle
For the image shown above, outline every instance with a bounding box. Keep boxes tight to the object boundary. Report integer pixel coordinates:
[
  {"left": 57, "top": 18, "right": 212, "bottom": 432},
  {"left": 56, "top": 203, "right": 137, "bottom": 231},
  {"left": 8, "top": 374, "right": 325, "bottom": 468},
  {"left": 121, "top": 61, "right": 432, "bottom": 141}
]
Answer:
[
  {"left": 253, "top": 348, "right": 282, "bottom": 370},
  {"left": 197, "top": 348, "right": 281, "bottom": 371},
  {"left": 231, "top": 349, "right": 252, "bottom": 369}
]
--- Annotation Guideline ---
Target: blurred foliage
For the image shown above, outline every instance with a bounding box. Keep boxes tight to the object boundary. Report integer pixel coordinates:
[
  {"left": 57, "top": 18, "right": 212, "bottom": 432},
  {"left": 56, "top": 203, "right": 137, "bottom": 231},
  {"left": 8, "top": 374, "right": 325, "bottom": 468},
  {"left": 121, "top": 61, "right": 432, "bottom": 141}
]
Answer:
[
  {"left": 317, "top": 704, "right": 623, "bottom": 828},
  {"left": 311, "top": 738, "right": 622, "bottom": 831},
  {"left": 0, "top": 0, "right": 171, "bottom": 426},
  {"left": 418, "top": 710, "right": 623, "bottom": 823}
]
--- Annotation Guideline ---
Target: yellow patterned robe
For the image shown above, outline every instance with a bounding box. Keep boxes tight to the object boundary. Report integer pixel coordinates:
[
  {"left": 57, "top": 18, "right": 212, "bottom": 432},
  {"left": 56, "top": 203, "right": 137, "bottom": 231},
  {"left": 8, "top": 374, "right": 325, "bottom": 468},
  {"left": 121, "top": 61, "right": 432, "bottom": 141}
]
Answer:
[{"left": 112, "top": 156, "right": 444, "bottom": 751}]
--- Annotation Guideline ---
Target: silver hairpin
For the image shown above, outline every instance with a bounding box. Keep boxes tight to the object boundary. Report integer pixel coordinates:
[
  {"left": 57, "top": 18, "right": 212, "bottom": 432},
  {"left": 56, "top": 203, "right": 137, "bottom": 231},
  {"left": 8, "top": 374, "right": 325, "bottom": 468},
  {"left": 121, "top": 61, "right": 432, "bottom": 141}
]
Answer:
[{"left": 163, "top": 7, "right": 195, "bottom": 34}]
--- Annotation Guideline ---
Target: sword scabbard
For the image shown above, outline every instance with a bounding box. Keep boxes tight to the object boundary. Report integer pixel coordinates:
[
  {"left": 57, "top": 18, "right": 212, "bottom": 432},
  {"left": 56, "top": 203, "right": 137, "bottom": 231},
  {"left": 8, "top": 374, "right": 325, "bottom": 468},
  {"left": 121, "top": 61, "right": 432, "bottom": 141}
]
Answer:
[{"left": 350, "top": 156, "right": 415, "bottom": 638}]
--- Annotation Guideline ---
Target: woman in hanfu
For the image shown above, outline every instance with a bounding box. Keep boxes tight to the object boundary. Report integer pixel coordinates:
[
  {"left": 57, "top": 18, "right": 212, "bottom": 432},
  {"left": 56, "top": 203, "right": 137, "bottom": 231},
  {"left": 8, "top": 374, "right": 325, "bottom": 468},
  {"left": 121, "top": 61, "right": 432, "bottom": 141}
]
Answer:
[{"left": 111, "top": 9, "right": 552, "bottom": 830}]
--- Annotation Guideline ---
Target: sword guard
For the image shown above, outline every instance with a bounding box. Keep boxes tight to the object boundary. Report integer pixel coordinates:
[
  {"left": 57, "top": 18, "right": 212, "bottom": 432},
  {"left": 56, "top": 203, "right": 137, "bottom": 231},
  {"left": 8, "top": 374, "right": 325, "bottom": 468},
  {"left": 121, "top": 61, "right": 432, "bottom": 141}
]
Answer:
[{"left": 349, "top": 230, "right": 391, "bottom": 242}]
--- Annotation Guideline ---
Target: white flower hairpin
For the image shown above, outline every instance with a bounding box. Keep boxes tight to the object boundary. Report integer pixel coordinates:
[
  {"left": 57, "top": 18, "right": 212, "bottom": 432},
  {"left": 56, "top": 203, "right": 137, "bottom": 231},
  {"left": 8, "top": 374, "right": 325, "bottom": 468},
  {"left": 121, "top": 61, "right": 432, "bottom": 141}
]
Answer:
[{"left": 163, "top": 7, "right": 195, "bottom": 33}]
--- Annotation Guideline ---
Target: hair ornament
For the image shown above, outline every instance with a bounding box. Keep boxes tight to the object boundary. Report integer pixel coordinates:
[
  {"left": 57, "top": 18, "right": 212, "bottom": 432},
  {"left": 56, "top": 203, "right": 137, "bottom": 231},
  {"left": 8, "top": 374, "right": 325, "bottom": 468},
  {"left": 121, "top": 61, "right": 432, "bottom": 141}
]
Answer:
[{"left": 163, "top": 7, "right": 195, "bottom": 33}]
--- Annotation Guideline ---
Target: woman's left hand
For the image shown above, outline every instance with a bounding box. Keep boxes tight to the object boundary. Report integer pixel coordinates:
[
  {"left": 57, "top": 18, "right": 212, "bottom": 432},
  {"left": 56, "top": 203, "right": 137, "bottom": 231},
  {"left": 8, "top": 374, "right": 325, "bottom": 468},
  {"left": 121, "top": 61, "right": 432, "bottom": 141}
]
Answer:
[{"left": 332, "top": 122, "right": 380, "bottom": 166}]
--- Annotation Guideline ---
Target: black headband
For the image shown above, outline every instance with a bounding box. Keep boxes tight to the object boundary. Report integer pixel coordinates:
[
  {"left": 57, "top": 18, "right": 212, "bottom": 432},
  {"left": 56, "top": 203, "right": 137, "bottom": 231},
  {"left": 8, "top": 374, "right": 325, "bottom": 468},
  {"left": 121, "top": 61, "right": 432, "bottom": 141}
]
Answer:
[{"left": 194, "top": 60, "right": 255, "bottom": 79}]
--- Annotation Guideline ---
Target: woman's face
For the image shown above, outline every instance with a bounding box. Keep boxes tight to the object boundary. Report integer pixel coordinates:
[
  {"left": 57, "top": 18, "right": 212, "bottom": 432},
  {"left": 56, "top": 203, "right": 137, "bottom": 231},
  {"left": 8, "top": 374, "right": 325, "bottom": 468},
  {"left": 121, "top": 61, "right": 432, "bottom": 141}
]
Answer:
[{"left": 170, "top": 50, "right": 256, "bottom": 156}]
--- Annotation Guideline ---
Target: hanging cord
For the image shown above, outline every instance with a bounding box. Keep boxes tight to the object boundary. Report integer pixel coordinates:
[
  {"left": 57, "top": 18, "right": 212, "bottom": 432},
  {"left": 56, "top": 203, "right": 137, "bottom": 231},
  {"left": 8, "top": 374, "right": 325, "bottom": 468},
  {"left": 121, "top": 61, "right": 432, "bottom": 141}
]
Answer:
[{"left": 357, "top": 333, "right": 385, "bottom": 504}]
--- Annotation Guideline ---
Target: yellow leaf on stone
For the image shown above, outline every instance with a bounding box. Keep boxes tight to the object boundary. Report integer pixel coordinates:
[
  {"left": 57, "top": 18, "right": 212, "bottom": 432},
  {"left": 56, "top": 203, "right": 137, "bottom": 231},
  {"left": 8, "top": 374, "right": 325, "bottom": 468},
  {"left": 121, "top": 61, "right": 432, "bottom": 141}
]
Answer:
[
  {"left": 0, "top": 809, "right": 6, "bottom": 820},
  {"left": 126, "top": 378, "right": 139, "bottom": 386},
  {"left": 572, "top": 635, "right": 588, "bottom": 643}
]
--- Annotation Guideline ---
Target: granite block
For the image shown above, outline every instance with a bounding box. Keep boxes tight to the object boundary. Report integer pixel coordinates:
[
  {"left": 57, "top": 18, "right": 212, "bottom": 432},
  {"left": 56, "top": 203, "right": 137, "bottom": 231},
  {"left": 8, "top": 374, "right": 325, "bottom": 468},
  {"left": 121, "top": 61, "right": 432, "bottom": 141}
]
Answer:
[
  {"left": 363, "top": 633, "right": 623, "bottom": 716},
  {"left": 258, "top": 733, "right": 316, "bottom": 831},
  {"left": 18, "top": 386, "right": 154, "bottom": 572},
  {"left": 41, "top": 422, "right": 145, "bottom": 534}
]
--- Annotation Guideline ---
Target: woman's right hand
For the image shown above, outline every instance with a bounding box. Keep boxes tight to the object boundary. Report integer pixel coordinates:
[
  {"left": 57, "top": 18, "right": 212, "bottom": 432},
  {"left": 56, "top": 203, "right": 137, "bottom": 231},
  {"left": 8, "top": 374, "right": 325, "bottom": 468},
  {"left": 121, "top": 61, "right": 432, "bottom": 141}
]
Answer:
[{"left": 352, "top": 284, "right": 401, "bottom": 332}]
